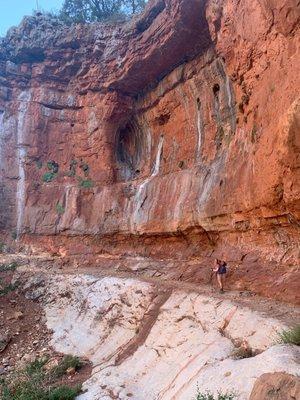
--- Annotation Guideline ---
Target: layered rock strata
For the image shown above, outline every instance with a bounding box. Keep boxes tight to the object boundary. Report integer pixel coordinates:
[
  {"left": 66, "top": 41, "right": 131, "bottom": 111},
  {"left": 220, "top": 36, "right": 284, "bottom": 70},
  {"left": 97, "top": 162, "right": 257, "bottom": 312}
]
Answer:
[{"left": 0, "top": 0, "right": 299, "bottom": 303}]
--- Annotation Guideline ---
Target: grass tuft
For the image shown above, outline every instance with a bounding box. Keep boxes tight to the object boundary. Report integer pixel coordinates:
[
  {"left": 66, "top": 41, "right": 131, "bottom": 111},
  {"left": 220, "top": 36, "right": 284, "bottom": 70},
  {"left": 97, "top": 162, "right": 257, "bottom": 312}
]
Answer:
[
  {"left": 0, "top": 356, "right": 82, "bottom": 400},
  {"left": 25, "top": 357, "right": 48, "bottom": 376},
  {"left": 51, "top": 355, "right": 83, "bottom": 379},
  {"left": 277, "top": 325, "right": 300, "bottom": 346},
  {"left": 48, "top": 385, "right": 81, "bottom": 400},
  {"left": 194, "top": 389, "right": 236, "bottom": 400}
]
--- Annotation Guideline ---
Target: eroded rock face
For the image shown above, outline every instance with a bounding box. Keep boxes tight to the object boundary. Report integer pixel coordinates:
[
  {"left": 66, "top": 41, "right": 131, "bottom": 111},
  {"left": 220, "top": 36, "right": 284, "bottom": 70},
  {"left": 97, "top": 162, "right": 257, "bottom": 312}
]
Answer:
[
  {"left": 20, "top": 271, "right": 300, "bottom": 400},
  {"left": 0, "top": 0, "right": 299, "bottom": 303}
]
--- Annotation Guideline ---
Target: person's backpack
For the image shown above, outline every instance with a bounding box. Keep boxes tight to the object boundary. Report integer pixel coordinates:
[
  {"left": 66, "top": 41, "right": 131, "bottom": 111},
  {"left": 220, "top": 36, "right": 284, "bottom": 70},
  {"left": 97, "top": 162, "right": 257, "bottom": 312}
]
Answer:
[{"left": 219, "top": 263, "right": 227, "bottom": 274}]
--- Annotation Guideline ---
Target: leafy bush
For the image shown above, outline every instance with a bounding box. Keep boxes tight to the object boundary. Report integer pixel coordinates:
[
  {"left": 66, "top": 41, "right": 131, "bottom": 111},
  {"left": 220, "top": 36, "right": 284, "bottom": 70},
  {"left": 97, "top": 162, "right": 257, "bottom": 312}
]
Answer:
[
  {"left": 194, "top": 389, "right": 236, "bottom": 400},
  {"left": 42, "top": 172, "right": 57, "bottom": 183},
  {"left": 79, "top": 178, "right": 93, "bottom": 188},
  {"left": 0, "top": 262, "right": 17, "bottom": 272},
  {"left": 59, "top": 0, "right": 147, "bottom": 24},
  {"left": 0, "top": 282, "right": 19, "bottom": 297},
  {"left": 47, "top": 161, "right": 59, "bottom": 173},
  {"left": 277, "top": 325, "right": 300, "bottom": 346},
  {"left": 56, "top": 203, "right": 65, "bottom": 215}
]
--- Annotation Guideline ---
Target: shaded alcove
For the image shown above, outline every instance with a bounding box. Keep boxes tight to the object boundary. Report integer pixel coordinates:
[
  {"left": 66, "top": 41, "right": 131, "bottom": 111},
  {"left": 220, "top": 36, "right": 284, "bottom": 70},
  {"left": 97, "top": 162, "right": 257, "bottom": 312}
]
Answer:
[{"left": 115, "top": 118, "right": 147, "bottom": 182}]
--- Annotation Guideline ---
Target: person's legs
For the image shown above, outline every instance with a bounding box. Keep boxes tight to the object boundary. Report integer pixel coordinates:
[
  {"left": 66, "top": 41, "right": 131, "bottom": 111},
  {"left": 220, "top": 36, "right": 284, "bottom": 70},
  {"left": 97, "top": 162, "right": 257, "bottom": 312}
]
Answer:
[
  {"left": 217, "top": 274, "right": 223, "bottom": 291},
  {"left": 221, "top": 274, "right": 225, "bottom": 291}
]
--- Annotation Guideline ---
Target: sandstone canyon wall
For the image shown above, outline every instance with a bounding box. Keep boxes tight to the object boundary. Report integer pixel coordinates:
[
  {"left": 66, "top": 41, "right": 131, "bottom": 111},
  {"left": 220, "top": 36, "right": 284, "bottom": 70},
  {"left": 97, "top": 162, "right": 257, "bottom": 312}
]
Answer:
[{"left": 0, "top": 0, "right": 299, "bottom": 303}]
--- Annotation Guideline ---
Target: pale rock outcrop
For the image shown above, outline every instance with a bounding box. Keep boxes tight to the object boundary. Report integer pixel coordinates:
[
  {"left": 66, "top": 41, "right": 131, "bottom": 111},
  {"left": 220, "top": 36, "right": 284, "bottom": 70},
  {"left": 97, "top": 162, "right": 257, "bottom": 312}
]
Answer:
[{"left": 21, "top": 272, "right": 299, "bottom": 400}]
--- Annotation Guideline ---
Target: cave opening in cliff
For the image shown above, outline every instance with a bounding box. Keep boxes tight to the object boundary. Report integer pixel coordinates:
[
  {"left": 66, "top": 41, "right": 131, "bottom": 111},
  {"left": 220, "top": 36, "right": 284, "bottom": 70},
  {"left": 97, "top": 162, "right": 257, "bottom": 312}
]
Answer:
[
  {"left": 213, "top": 83, "right": 220, "bottom": 97},
  {"left": 115, "top": 118, "right": 146, "bottom": 182}
]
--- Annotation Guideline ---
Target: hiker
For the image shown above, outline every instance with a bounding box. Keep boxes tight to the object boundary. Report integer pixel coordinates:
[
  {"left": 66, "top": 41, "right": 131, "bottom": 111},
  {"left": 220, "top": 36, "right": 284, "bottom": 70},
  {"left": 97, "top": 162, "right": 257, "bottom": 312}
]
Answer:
[{"left": 212, "top": 259, "right": 227, "bottom": 292}]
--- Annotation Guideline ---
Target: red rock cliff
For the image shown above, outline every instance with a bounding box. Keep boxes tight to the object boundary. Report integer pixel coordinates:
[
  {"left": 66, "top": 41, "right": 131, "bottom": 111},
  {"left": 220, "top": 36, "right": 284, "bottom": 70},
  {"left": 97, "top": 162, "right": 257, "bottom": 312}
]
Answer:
[{"left": 0, "top": 0, "right": 299, "bottom": 303}]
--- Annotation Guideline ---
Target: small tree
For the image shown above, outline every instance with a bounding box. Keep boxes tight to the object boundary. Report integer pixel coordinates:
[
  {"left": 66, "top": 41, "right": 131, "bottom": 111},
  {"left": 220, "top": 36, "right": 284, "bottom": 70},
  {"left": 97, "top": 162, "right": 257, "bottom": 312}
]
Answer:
[
  {"left": 60, "top": 0, "right": 123, "bottom": 23},
  {"left": 60, "top": 0, "right": 90, "bottom": 23},
  {"left": 59, "top": 0, "right": 147, "bottom": 23}
]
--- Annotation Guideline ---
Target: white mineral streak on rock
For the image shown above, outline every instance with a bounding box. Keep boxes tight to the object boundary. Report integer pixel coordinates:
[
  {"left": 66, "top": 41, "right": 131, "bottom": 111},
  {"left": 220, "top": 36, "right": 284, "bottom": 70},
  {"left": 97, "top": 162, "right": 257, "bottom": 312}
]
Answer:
[
  {"left": 16, "top": 90, "right": 32, "bottom": 239},
  {"left": 36, "top": 273, "right": 300, "bottom": 400},
  {"left": 131, "top": 135, "right": 164, "bottom": 231},
  {"left": 58, "top": 186, "right": 77, "bottom": 230},
  {"left": 152, "top": 134, "right": 164, "bottom": 177},
  {"left": 196, "top": 101, "right": 203, "bottom": 163},
  {"left": 173, "top": 171, "right": 192, "bottom": 224},
  {"left": 225, "top": 74, "right": 236, "bottom": 133},
  {"left": 197, "top": 156, "right": 224, "bottom": 211},
  {"left": 0, "top": 112, "right": 4, "bottom": 177}
]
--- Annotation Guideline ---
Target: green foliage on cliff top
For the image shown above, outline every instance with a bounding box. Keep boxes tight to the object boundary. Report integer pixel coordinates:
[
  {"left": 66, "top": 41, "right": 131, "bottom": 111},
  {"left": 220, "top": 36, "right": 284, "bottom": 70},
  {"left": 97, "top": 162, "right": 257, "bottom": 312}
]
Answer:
[{"left": 59, "top": 0, "right": 147, "bottom": 24}]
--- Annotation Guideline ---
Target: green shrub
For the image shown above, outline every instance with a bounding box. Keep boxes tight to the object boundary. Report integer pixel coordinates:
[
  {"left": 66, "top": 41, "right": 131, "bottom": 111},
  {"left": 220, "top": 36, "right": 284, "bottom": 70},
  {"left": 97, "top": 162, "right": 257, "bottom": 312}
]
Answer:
[
  {"left": 0, "top": 368, "right": 46, "bottom": 400},
  {"left": 51, "top": 355, "right": 82, "bottom": 379},
  {"left": 25, "top": 358, "right": 48, "bottom": 376},
  {"left": 194, "top": 389, "right": 236, "bottom": 400},
  {"left": 48, "top": 385, "right": 81, "bottom": 400},
  {"left": 0, "top": 262, "right": 17, "bottom": 272},
  {"left": 0, "top": 380, "right": 80, "bottom": 400},
  {"left": 58, "top": 0, "right": 147, "bottom": 24},
  {"left": 55, "top": 203, "right": 65, "bottom": 215},
  {"left": 0, "top": 356, "right": 82, "bottom": 400},
  {"left": 42, "top": 172, "right": 57, "bottom": 183},
  {"left": 277, "top": 325, "right": 300, "bottom": 346},
  {"left": 79, "top": 178, "right": 93, "bottom": 188},
  {"left": 0, "top": 242, "right": 4, "bottom": 253},
  {"left": 0, "top": 282, "right": 19, "bottom": 297},
  {"left": 47, "top": 161, "right": 59, "bottom": 173}
]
